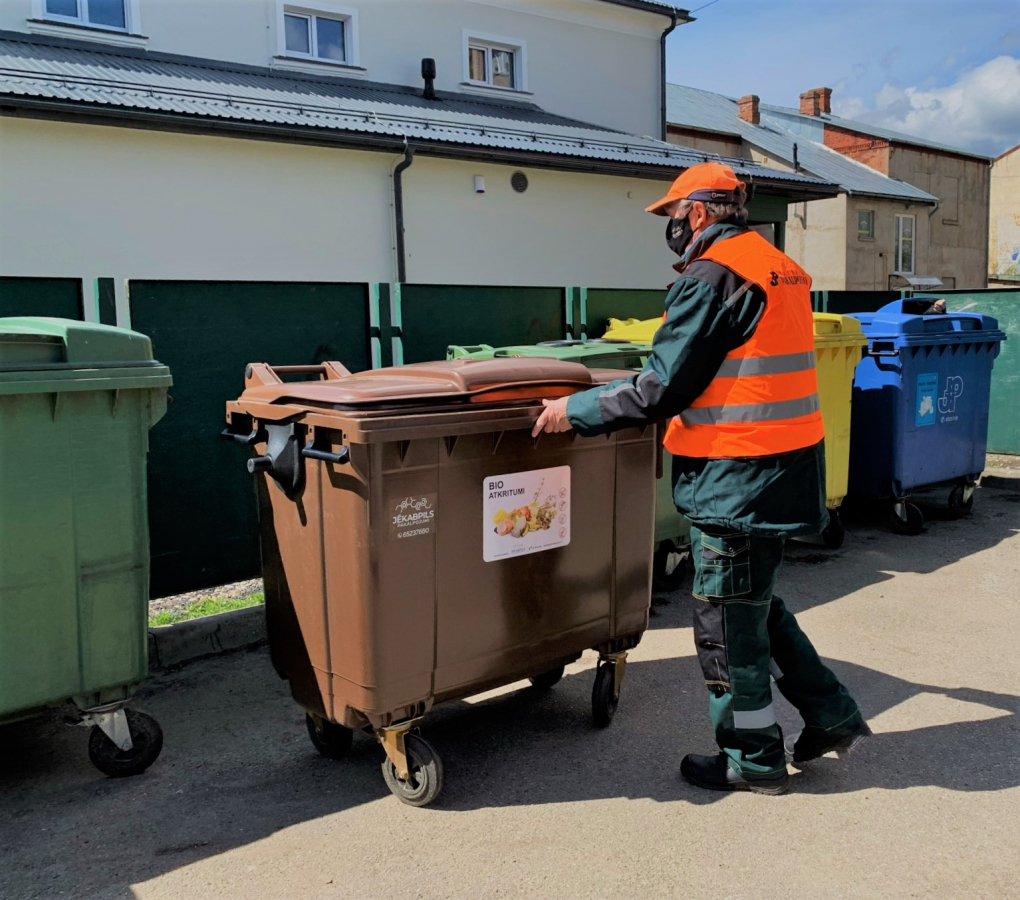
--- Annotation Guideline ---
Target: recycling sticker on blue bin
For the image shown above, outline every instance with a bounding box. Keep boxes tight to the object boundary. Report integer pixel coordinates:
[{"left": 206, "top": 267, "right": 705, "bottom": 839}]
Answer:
[{"left": 916, "top": 373, "right": 937, "bottom": 426}]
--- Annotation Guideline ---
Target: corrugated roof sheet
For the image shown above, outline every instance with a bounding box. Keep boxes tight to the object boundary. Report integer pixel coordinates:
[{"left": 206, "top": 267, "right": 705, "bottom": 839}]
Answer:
[
  {"left": 0, "top": 34, "right": 832, "bottom": 192},
  {"left": 601, "top": 0, "right": 686, "bottom": 12},
  {"left": 667, "top": 83, "right": 939, "bottom": 203},
  {"left": 761, "top": 101, "right": 991, "bottom": 161}
]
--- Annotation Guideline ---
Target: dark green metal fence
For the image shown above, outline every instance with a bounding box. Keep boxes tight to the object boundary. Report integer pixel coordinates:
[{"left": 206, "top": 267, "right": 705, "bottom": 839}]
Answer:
[
  {"left": 0, "top": 277, "right": 84, "bottom": 319},
  {"left": 396, "top": 284, "right": 565, "bottom": 364},
  {"left": 129, "top": 281, "right": 372, "bottom": 598},
  {"left": 9, "top": 274, "right": 1012, "bottom": 596},
  {"left": 940, "top": 289, "right": 1020, "bottom": 456}
]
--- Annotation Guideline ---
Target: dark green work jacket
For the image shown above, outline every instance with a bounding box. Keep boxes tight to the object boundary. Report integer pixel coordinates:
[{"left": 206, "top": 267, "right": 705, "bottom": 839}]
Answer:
[{"left": 566, "top": 220, "right": 828, "bottom": 538}]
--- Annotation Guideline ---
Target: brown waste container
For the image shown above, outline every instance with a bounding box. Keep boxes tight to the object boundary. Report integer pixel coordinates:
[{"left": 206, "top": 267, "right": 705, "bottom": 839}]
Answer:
[{"left": 224, "top": 357, "right": 656, "bottom": 806}]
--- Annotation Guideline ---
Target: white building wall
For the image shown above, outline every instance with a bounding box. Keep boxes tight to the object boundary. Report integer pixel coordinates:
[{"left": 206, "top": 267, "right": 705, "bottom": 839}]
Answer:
[
  {"left": 0, "top": 117, "right": 396, "bottom": 288},
  {"left": 0, "top": 117, "right": 678, "bottom": 304},
  {"left": 0, "top": 0, "right": 665, "bottom": 137},
  {"left": 403, "top": 155, "right": 673, "bottom": 288}
]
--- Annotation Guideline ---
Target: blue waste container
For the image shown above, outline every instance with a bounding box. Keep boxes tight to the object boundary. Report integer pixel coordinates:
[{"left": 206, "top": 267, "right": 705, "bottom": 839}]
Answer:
[{"left": 848, "top": 298, "right": 1007, "bottom": 533}]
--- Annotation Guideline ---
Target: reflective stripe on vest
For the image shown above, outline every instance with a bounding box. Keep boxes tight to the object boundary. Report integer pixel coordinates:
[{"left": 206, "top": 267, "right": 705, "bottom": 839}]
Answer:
[
  {"left": 664, "top": 230, "right": 824, "bottom": 459},
  {"left": 680, "top": 393, "right": 820, "bottom": 426}
]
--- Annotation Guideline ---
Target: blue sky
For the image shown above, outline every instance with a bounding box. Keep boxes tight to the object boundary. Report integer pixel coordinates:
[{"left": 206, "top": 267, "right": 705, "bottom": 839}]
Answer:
[{"left": 666, "top": 0, "right": 1020, "bottom": 157}]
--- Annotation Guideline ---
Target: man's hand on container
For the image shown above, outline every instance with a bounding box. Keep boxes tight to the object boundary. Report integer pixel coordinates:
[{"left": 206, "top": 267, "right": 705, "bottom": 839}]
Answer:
[{"left": 532, "top": 397, "right": 573, "bottom": 437}]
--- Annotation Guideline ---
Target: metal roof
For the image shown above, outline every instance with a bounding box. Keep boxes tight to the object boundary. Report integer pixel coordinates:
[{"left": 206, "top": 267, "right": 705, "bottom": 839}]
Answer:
[
  {"left": 667, "top": 83, "right": 940, "bottom": 203},
  {"left": 599, "top": 0, "right": 688, "bottom": 15},
  {"left": 0, "top": 33, "right": 834, "bottom": 195},
  {"left": 760, "top": 102, "right": 991, "bottom": 162}
]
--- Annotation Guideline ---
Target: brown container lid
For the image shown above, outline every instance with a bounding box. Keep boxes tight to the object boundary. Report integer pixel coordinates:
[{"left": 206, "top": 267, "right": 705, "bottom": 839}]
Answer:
[{"left": 243, "top": 358, "right": 597, "bottom": 410}]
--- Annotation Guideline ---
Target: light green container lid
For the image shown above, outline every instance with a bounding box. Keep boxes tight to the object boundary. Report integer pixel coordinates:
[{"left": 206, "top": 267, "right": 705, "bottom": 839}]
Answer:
[{"left": 0, "top": 318, "right": 172, "bottom": 395}]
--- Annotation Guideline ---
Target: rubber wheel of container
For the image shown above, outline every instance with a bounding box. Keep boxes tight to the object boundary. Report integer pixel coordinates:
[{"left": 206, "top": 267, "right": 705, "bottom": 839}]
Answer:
[
  {"left": 529, "top": 665, "right": 565, "bottom": 690},
  {"left": 591, "top": 663, "right": 619, "bottom": 729},
  {"left": 87, "top": 710, "right": 164, "bottom": 778},
  {"left": 652, "top": 543, "right": 687, "bottom": 593},
  {"left": 948, "top": 485, "right": 974, "bottom": 518},
  {"left": 890, "top": 502, "right": 924, "bottom": 536},
  {"left": 306, "top": 714, "right": 354, "bottom": 760},
  {"left": 822, "top": 510, "right": 845, "bottom": 550},
  {"left": 381, "top": 734, "right": 443, "bottom": 808}
]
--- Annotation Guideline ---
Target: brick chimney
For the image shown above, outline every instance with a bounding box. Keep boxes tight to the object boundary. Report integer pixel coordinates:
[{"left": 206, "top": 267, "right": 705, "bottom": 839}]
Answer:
[
  {"left": 738, "top": 94, "right": 760, "bottom": 125},
  {"left": 799, "top": 87, "right": 832, "bottom": 116}
]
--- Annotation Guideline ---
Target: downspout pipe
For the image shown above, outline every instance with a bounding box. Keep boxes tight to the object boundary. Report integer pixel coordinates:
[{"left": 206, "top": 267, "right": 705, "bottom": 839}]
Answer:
[
  {"left": 393, "top": 140, "right": 415, "bottom": 283},
  {"left": 660, "top": 12, "right": 679, "bottom": 141}
]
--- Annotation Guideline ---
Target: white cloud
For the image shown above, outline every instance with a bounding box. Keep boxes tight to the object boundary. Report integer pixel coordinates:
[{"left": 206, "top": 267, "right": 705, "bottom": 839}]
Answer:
[{"left": 832, "top": 56, "right": 1020, "bottom": 156}]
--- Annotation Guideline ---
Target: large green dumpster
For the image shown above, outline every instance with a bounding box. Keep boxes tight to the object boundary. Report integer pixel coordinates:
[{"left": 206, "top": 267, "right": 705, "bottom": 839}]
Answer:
[
  {"left": 448, "top": 340, "right": 690, "bottom": 589},
  {"left": 0, "top": 318, "right": 171, "bottom": 777}
]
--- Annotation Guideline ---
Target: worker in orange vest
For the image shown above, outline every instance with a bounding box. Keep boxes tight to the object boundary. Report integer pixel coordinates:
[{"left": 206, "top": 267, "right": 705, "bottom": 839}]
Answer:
[{"left": 533, "top": 162, "right": 869, "bottom": 795}]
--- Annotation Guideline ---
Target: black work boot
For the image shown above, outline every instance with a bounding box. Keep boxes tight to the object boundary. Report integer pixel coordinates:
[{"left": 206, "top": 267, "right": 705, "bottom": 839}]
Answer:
[
  {"left": 785, "top": 719, "right": 872, "bottom": 763},
  {"left": 680, "top": 753, "right": 790, "bottom": 795}
]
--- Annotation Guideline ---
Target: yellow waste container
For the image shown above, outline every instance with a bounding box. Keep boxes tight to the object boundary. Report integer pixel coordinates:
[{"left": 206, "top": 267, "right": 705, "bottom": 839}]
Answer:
[{"left": 603, "top": 313, "right": 867, "bottom": 548}]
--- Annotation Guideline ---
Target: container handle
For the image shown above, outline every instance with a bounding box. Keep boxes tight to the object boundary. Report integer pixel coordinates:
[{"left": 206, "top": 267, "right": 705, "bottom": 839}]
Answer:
[
  {"left": 302, "top": 444, "right": 350, "bottom": 465},
  {"left": 220, "top": 426, "right": 263, "bottom": 445}
]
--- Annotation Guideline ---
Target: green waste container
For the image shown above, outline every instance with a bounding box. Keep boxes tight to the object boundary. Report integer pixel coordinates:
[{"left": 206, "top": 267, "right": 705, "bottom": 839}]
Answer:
[
  {"left": 448, "top": 341, "right": 690, "bottom": 590},
  {"left": 0, "top": 318, "right": 172, "bottom": 777}
]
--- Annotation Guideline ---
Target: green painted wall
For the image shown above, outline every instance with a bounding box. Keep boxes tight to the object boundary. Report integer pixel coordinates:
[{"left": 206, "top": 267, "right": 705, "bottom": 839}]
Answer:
[{"left": 129, "top": 281, "right": 371, "bottom": 598}]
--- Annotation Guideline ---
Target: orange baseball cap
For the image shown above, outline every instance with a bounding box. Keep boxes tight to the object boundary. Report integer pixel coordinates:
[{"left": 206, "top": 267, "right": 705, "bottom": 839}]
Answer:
[{"left": 645, "top": 162, "right": 747, "bottom": 216}]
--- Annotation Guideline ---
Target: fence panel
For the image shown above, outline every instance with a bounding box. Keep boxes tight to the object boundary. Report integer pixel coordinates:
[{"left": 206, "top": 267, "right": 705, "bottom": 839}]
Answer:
[
  {"left": 129, "top": 280, "right": 372, "bottom": 597},
  {"left": 940, "top": 289, "right": 1020, "bottom": 455},
  {"left": 397, "top": 285, "right": 564, "bottom": 363},
  {"left": 0, "top": 277, "right": 84, "bottom": 319},
  {"left": 583, "top": 288, "right": 666, "bottom": 339}
]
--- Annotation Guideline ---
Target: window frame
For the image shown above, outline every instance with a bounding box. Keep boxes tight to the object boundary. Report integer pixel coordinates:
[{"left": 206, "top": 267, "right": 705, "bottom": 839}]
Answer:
[
  {"left": 857, "top": 209, "right": 875, "bottom": 241},
  {"left": 276, "top": 2, "right": 360, "bottom": 69},
  {"left": 33, "top": 0, "right": 140, "bottom": 34},
  {"left": 895, "top": 213, "right": 916, "bottom": 275},
  {"left": 462, "top": 30, "right": 528, "bottom": 93}
]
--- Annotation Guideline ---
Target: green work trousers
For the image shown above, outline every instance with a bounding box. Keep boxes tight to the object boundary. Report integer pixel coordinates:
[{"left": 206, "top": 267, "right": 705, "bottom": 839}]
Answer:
[{"left": 690, "top": 525, "right": 861, "bottom": 778}]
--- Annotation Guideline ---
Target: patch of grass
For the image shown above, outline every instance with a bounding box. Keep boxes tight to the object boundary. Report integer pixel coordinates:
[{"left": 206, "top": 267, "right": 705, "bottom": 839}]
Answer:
[{"left": 149, "top": 593, "right": 264, "bottom": 628}]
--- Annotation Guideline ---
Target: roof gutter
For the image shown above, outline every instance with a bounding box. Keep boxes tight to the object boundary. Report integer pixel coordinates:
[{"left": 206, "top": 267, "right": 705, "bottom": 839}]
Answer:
[{"left": 0, "top": 99, "right": 838, "bottom": 199}]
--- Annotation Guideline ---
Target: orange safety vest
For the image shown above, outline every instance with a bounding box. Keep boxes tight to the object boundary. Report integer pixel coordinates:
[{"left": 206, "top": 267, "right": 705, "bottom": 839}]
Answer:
[{"left": 664, "top": 231, "right": 824, "bottom": 459}]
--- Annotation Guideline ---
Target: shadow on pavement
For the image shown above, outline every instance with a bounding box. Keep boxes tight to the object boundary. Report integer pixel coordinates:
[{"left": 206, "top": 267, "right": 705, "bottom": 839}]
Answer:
[
  {"left": 0, "top": 489, "right": 1016, "bottom": 898},
  {"left": 646, "top": 483, "right": 1020, "bottom": 627}
]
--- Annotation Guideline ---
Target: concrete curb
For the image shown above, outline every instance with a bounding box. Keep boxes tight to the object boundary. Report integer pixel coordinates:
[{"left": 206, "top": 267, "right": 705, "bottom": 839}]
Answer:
[{"left": 148, "top": 606, "right": 267, "bottom": 671}]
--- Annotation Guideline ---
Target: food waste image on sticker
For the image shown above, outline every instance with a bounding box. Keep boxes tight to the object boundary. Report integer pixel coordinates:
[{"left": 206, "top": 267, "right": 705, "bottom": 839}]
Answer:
[{"left": 482, "top": 466, "right": 570, "bottom": 562}]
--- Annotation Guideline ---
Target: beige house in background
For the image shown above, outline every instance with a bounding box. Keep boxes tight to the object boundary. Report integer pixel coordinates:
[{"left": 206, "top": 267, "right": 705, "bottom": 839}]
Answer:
[
  {"left": 665, "top": 83, "right": 991, "bottom": 292},
  {"left": 990, "top": 142, "right": 1020, "bottom": 287}
]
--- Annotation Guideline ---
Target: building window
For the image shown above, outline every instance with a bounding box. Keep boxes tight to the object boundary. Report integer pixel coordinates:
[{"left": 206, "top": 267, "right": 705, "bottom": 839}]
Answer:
[
  {"left": 278, "top": 3, "right": 358, "bottom": 67},
  {"left": 38, "top": 0, "right": 132, "bottom": 31},
  {"left": 857, "top": 210, "right": 875, "bottom": 240},
  {"left": 895, "top": 214, "right": 915, "bottom": 275},
  {"left": 463, "top": 31, "right": 527, "bottom": 91}
]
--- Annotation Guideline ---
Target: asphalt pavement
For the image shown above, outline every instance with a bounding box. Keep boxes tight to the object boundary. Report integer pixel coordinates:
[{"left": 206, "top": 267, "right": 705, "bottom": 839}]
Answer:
[{"left": 2, "top": 484, "right": 1018, "bottom": 900}]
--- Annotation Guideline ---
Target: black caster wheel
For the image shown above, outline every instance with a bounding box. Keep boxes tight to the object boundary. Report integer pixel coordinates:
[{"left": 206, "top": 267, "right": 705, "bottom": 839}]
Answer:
[
  {"left": 306, "top": 713, "right": 354, "bottom": 760},
  {"left": 948, "top": 485, "right": 974, "bottom": 518},
  {"left": 821, "top": 509, "right": 845, "bottom": 550},
  {"left": 890, "top": 502, "right": 924, "bottom": 536},
  {"left": 529, "top": 665, "right": 565, "bottom": 690},
  {"left": 591, "top": 662, "right": 619, "bottom": 729},
  {"left": 87, "top": 709, "right": 164, "bottom": 778},
  {"left": 381, "top": 734, "right": 443, "bottom": 808},
  {"left": 652, "top": 541, "right": 687, "bottom": 593}
]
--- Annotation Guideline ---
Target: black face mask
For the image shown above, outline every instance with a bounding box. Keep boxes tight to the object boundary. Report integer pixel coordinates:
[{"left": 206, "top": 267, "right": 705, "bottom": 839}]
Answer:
[{"left": 666, "top": 215, "right": 694, "bottom": 258}]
